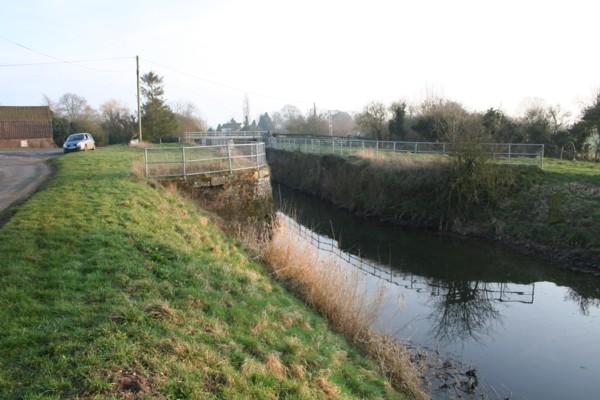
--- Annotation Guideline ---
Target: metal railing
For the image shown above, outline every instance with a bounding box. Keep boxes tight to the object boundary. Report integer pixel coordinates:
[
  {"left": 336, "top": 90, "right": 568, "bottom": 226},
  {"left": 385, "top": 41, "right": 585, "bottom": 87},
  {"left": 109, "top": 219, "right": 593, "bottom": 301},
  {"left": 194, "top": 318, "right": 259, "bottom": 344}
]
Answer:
[
  {"left": 267, "top": 137, "right": 545, "bottom": 168},
  {"left": 184, "top": 131, "right": 267, "bottom": 140},
  {"left": 280, "top": 213, "right": 535, "bottom": 304},
  {"left": 144, "top": 142, "right": 266, "bottom": 179}
]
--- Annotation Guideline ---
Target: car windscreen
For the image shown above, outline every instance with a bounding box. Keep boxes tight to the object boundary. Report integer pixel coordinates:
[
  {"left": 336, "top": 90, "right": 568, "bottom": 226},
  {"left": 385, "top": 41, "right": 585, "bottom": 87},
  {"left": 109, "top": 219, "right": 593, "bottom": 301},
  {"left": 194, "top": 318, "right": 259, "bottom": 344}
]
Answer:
[{"left": 67, "top": 134, "right": 85, "bottom": 142}]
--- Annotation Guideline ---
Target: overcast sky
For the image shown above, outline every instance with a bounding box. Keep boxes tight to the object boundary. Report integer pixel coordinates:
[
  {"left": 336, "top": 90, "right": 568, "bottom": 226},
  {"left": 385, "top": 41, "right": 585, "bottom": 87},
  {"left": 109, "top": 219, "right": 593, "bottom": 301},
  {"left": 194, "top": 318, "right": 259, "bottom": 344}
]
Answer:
[{"left": 1, "top": 0, "right": 599, "bottom": 127}]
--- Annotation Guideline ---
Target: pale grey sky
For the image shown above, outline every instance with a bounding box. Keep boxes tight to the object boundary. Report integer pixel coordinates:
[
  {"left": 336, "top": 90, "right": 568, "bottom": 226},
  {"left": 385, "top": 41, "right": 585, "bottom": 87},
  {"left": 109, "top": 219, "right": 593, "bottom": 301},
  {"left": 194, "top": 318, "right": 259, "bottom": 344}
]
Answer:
[{"left": 1, "top": 0, "right": 599, "bottom": 126}]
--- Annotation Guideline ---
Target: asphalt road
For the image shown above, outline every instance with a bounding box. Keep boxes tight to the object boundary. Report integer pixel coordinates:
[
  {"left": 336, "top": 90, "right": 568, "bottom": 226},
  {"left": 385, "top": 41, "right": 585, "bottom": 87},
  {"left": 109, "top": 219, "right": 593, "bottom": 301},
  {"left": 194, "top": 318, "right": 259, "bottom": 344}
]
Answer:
[{"left": 0, "top": 150, "right": 61, "bottom": 214}]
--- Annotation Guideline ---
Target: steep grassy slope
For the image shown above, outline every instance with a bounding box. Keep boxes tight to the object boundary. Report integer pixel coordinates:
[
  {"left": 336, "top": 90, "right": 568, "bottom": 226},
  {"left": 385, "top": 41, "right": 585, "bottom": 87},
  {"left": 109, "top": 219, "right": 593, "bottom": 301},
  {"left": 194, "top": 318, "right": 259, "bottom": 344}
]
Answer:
[{"left": 0, "top": 146, "right": 404, "bottom": 399}]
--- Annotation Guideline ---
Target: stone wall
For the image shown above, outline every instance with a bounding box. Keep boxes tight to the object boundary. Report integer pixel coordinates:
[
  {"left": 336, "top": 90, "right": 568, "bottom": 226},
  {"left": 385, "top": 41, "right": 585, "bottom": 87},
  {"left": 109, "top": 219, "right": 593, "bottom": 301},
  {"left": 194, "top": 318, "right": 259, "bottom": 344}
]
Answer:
[{"left": 173, "top": 166, "right": 272, "bottom": 221}]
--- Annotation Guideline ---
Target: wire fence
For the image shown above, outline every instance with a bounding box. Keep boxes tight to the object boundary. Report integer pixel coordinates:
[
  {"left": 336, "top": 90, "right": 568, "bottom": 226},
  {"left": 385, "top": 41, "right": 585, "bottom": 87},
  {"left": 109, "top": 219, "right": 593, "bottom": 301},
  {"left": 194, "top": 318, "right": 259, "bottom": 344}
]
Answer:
[
  {"left": 268, "top": 137, "right": 545, "bottom": 168},
  {"left": 279, "top": 213, "right": 535, "bottom": 304},
  {"left": 144, "top": 142, "right": 266, "bottom": 179}
]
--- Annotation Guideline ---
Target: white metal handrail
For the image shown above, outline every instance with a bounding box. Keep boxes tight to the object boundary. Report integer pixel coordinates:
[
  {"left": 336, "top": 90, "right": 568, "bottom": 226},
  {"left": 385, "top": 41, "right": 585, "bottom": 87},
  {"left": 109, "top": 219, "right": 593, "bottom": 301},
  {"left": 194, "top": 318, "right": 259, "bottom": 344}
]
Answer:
[
  {"left": 267, "top": 137, "right": 545, "bottom": 168},
  {"left": 144, "top": 142, "right": 267, "bottom": 179}
]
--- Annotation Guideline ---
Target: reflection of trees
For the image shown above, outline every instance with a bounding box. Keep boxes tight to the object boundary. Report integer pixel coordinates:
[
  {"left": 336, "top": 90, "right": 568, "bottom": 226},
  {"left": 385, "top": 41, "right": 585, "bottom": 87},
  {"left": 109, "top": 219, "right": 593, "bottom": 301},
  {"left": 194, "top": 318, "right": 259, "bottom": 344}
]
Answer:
[
  {"left": 427, "top": 280, "right": 502, "bottom": 343},
  {"left": 566, "top": 288, "right": 600, "bottom": 316}
]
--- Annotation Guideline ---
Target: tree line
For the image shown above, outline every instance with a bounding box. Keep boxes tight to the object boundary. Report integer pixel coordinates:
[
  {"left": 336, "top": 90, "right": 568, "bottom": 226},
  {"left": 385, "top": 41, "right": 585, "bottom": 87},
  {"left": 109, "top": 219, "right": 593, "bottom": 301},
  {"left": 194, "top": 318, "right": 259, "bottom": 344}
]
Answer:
[
  {"left": 242, "top": 95, "right": 600, "bottom": 160},
  {"left": 46, "top": 71, "right": 206, "bottom": 145}
]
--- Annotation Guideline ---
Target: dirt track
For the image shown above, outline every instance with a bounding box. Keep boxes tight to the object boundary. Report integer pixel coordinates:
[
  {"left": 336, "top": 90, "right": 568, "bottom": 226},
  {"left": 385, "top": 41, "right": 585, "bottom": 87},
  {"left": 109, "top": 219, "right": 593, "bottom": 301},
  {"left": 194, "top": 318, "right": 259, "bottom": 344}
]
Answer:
[{"left": 0, "top": 150, "right": 60, "bottom": 215}]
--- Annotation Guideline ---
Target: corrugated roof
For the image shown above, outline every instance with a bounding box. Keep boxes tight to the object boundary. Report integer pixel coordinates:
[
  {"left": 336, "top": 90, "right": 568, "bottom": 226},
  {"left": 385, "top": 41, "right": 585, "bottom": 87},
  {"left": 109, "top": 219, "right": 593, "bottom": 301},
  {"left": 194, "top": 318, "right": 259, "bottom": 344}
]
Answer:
[{"left": 0, "top": 106, "right": 52, "bottom": 121}]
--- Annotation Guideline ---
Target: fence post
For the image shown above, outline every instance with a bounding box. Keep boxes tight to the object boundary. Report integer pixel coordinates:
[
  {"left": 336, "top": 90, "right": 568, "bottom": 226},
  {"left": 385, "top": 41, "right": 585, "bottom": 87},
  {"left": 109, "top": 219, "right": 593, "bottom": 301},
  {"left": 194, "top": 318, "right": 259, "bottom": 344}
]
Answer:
[
  {"left": 182, "top": 147, "right": 186, "bottom": 178},
  {"left": 508, "top": 143, "right": 512, "bottom": 163},
  {"left": 227, "top": 141, "right": 233, "bottom": 173},
  {"left": 541, "top": 144, "right": 544, "bottom": 169},
  {"left": 256, "top": 142, "right": 260, "bottom": 168},
  {"left": 442, "top": 143, "right": 446, "bottom": 154},
  {"left": 414, "top": 142, "right": 418, "bottom": 153},
  {"left": 144, "top": 148, "right": 149, "bottom": 178},
  {"left": 393, "top": 142, "right": 396, "bottom": 152},
  {"left": 376, "top": 140, "right": 379, "bottom": 157}
]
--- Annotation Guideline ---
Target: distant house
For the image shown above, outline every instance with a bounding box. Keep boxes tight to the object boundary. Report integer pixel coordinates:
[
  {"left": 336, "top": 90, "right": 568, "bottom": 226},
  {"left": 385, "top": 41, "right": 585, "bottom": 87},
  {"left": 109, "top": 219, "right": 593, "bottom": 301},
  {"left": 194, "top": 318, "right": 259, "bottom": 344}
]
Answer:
[
  {"left": 0, "top": 106, "right": 55, "bottom": 148},
  {"left": 218, "top": 119, "right": 242, "bottom": 133}
]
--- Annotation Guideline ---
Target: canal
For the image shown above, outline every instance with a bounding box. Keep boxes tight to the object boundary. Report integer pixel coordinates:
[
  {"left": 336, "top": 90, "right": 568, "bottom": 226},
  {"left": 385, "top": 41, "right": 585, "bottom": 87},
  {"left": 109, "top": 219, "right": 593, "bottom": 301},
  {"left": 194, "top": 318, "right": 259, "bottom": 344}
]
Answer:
[{"left": 273, "top": 184, "right": 600, "bottom": 400}]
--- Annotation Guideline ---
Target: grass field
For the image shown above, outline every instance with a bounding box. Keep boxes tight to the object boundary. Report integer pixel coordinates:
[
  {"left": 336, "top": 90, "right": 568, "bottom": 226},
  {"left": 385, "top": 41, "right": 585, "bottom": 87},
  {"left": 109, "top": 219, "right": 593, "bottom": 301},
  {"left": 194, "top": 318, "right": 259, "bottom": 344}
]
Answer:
[{"left": 0, "top": 146, "right": 406, "bottom": 399}]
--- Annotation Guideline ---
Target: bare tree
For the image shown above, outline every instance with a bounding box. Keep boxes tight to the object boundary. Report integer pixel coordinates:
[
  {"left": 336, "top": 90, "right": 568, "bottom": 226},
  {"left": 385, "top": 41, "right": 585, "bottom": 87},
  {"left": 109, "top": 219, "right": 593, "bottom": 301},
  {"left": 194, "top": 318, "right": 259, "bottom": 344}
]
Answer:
[
  {"left": 355, "top": 102, "right": 389, "bottom": 139},
  {"left": 172, "top": 100, "right": 207, "bottom": 134},
  {"left": 57, "top": 93, "right": 93, "bottom": 122}
]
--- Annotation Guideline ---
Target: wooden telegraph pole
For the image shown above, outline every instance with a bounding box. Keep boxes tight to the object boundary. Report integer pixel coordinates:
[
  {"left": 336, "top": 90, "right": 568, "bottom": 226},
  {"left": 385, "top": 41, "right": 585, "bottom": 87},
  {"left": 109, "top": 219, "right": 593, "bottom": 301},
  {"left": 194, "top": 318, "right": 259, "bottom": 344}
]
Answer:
[{"left": 136, "top": 55, "right": 143, "bottom": 141}]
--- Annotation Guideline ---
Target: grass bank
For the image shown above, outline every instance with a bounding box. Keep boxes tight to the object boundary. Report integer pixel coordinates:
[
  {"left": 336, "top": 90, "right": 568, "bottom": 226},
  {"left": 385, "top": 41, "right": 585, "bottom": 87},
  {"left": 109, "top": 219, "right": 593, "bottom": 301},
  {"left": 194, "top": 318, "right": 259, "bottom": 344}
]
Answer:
[
  {"left": 267, "top": 149, "right": 600, "bottom": 269},
  {"left": 0, "top": 146, "right": 412, "bottom": 399}
]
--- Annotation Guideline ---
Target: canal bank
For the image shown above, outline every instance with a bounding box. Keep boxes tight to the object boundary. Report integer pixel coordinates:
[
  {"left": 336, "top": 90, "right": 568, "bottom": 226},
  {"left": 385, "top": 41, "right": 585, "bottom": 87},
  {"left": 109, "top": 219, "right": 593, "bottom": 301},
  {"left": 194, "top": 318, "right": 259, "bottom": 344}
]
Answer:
[
  {"left": 273, "top": 183, "right": 600, "bottom": 400},
  {"left": 267, "top": 148, "right": 600, "bottom": 271}
]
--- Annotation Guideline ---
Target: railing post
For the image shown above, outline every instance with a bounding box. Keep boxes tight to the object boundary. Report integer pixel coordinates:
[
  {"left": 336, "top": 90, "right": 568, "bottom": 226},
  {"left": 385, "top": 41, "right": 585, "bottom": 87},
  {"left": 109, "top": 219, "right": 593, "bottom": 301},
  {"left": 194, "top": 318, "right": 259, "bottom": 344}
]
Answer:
[
  {"left": 144, "top": 148, "right": 149, "bottom": 178},
  {"left": 182, "top": 147, "right": 186, "bottom": 178},
  {"left": 541, "top": 144, "right": 544, "bottom": 169},
  {"left": 256, "top": 142, "right": 260, "bottom": 168},
  {"left": 227, "top": 141, "right": 233, "bottom": 173}
]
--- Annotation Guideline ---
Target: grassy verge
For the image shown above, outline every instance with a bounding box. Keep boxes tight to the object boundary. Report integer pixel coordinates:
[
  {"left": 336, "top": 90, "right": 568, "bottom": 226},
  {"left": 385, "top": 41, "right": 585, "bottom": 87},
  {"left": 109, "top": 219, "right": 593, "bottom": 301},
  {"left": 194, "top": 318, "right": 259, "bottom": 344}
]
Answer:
[
  {"left": 267, "top": 149, "right": 600, "bottom": 268},
  {"left": 0, "top": 146, "right": 409, "bottom": 399}
]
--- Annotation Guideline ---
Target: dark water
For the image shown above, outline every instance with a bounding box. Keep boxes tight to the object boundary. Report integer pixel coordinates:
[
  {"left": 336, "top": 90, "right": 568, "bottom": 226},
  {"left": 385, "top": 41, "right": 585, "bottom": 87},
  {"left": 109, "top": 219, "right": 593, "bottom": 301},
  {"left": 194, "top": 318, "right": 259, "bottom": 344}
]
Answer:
[{"left": 274, "top": 184, "right": 600, "bottom": 400}]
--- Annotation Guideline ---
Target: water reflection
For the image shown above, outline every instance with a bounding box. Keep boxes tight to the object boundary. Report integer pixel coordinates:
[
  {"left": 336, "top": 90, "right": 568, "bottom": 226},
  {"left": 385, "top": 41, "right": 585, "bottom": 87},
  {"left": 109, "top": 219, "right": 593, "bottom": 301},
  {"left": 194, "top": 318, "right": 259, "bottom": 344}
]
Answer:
[
  {"left": 280, "top": 213, "right": 536, "bottom": 342},
  {"left": 274, "top": 184, "right": 600, "bottom": 400}
]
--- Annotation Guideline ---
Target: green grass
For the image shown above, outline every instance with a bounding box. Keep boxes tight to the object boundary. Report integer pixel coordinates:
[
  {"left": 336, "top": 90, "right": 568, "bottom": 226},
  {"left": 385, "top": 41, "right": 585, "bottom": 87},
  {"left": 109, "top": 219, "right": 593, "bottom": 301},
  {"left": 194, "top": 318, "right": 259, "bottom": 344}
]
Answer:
[
  {"left": 498, "top": 158, "right": 600, "bottom": 260},
  {"left": 0, "top": 146, "right": 404, "bottom": 399},
  {"left": 542, "top": 158, "right": 600, "bottom": 185}
]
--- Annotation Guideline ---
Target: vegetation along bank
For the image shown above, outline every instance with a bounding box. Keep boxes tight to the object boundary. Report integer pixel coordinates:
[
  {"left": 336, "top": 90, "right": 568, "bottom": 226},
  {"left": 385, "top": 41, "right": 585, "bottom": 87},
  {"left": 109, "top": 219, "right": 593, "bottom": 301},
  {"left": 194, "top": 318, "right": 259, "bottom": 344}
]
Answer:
[
  {"left": 0, "top": 146, "right": 422, "bottom": 399},
  {"left": 267, "top": 148, "right": 600, "bottom": 271}
]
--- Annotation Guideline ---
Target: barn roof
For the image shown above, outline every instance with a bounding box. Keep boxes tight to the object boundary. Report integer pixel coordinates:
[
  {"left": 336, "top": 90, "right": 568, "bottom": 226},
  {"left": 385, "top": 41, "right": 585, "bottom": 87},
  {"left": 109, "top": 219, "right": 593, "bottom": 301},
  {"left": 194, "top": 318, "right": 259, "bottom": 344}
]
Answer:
[{"left": 0, "top": 106, "right": 52, "bottom": 121}]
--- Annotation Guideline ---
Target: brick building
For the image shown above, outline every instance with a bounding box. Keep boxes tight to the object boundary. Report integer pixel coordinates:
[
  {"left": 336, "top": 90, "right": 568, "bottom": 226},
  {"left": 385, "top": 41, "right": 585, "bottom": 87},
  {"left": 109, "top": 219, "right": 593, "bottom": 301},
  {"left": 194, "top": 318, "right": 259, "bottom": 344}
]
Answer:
[{"left": 0, "top": 106, "right": 55, "bottom": 148}]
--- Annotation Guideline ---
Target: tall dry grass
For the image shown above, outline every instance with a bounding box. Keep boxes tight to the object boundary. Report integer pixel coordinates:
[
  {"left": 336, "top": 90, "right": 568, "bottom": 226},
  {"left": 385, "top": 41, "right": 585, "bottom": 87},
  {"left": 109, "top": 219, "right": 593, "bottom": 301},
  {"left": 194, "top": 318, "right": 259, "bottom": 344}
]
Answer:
[
  {"left": 262, "top": 221, "right": 428, "bottom": 400},
  {"left": 354, "top": 149, "right": 448, "bottom": 169}
]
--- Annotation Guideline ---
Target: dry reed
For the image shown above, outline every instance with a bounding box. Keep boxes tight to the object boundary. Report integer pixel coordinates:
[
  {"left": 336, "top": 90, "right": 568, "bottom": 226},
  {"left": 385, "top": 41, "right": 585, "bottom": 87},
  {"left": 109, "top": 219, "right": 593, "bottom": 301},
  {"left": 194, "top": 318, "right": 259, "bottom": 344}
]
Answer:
[{"left": 262, "top": 221, "right": 428, "bottom": 400}]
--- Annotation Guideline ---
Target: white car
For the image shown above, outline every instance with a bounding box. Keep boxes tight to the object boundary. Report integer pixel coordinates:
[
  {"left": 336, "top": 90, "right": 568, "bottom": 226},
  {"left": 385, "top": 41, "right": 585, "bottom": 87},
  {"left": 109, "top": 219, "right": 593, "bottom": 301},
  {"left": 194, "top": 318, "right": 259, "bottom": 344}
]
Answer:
[{"left": 63, "top": 133, "right": 96, "bottom": 153}]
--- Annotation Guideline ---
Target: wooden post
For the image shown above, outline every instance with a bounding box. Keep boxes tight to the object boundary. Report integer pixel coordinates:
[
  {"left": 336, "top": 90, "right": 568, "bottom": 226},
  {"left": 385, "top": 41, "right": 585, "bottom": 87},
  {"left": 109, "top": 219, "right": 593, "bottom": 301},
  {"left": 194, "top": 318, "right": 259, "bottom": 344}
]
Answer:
[
  {"left": 144, "top": 148, "right": 148, "bottom": 178},
  {"left": 136, "top": 55, "right": 142, "bottom": 142}
]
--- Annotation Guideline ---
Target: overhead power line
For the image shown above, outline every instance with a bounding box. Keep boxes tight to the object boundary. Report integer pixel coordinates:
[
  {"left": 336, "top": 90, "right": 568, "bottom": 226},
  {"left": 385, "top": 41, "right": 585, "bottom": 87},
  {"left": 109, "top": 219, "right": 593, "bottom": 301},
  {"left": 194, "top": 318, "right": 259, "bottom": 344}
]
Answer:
[
  {"left": 0, "top": 56, "right": 134, "bottom": 68},
  {"left": 0, "top": 35, "right": 131, "bottom": 72},
  {"left": 141, "top": 57, "right": 314, "bottom": 107}
]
